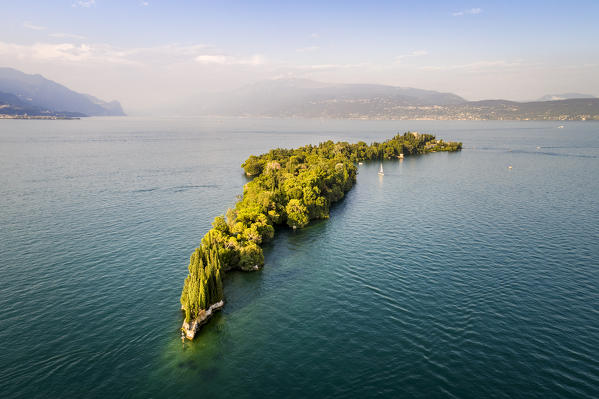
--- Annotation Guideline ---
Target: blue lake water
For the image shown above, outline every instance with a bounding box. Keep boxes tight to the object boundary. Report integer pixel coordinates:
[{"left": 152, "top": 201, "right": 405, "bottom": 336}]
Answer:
[{"left": 1, "top": 118, "right": 598, "bottom": 398}]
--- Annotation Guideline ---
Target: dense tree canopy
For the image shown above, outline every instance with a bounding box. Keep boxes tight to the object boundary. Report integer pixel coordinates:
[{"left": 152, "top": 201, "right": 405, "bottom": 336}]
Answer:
[{"left": 180, "top": 132, "right": 461, "bottom": 322}]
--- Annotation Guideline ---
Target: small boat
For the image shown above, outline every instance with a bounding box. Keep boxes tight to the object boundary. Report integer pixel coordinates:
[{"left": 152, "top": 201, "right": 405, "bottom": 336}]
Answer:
[
  {"left": 378, "top": 163, "right": 384, "bottom": 176},
  {"left": 358, "top": 162, "right": 363, "bottom": 165},
  {"left": 558, "top": 125, "right": 564, "bottom": 129},
  {"left": 399, "top": 153, "right": 404, "bottom": 159}
]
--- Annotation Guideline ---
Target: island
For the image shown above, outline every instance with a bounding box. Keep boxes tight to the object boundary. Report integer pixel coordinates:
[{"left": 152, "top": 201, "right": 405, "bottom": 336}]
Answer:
[{"left": 180, "top": 132, "right": 462, "bottom": 339}]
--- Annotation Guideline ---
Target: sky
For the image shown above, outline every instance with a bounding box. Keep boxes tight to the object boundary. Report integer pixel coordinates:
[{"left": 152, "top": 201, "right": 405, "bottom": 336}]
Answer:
[{"left": 1, "top": 0, "right": 599, "bottom": 114}]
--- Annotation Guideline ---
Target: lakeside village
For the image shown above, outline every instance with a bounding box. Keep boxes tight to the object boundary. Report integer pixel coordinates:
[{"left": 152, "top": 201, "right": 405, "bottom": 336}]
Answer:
[{"left": 0, "top": 114, "right": 79, "bottom": 120}]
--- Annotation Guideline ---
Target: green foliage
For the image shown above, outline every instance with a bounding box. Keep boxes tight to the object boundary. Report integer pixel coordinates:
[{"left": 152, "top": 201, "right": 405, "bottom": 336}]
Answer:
[
  {"left": 286, "top": 199, "right": 309, "bottom": 228},
  {"left": 180, "top": 131, "right": 461, "bottom": 322},
  {"left": 242, "top": 155, "right": 266, "bottom": 176},
  {"left": 238, "top": 241, "right": 264, "bottom": 269},
  {"left": 180, "top": 245, "right": 225, "bottom": 321},
  {"left": 184, "top": 303, "right": 191, "bottom": 324},
  {"left": 212, "top": 216, "right": 229, "bottom": 234}
]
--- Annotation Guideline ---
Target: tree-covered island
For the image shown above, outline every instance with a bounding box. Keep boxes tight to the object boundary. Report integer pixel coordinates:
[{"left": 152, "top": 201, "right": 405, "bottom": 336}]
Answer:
[{"left": 180, "top": 132, "right": 462, "bottom": 339}]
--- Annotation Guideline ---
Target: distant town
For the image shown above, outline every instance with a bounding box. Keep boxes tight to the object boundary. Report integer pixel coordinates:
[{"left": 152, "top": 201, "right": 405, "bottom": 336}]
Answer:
[
  {"left": 305, "top": 102, "right": 599, "bottom": 121},
  {"left": 0, "top": 114, "right": 80, "bottom": 120}
]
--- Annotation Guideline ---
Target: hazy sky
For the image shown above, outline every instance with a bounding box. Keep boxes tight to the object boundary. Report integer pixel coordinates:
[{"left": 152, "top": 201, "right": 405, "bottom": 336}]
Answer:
[{"left": 1, "top": 0, "right": 599, "bottom": 114}]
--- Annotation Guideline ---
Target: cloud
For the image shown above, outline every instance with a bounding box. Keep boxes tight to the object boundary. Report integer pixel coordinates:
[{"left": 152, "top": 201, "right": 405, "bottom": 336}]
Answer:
[
  {"left": 0, "top": 41, "right": 213, "bottom": 66},
  {"left": 420, "top": 60, "right": 522, "bottom": 71},
  {"left": 195, "top": 54, "right": 265, "bottom": 66},
  {"left": 23, "top": 21, "right": 46, "bottom": 31},
  {"left": 296, "top": 46, "right": 320, "bottom": 53},
  {"left": 25, "top": 42, "right": 136, "bottom": 64},
  {"left": 0, "top": 41, "right": 94, "bottom": 63},
  {"left": 452, "top": 8, "right": 482, "bottom": 17},
  {"left": 296, "top": 62, "right": 371, "bottom": 71},
  {"left": 310, "top": 33, "right": 319, "bottom": 39},
  {"left": 395, "top": 49, "right": 428, "bottom": 63},
  {"left": 194, "top": 55, "right": 228, "bottom": 64},
  {"left": 140, "top": 1, "right": 149, "bottom": 6},
  {"left": 72, "top": 0, "right": 96, "bottom": 8},
  {"left": 49, "top": 32, "right": 86, "bottom": 40}
]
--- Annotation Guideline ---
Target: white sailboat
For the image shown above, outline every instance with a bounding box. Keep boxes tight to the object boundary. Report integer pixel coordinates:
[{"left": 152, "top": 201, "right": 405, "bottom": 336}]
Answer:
[{"left": 378, "top": 163, "right": 384, "bottom": 176}]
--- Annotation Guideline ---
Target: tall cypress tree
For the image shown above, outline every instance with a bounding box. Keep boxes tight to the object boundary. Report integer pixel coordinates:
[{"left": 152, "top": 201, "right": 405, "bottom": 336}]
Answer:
[
  {"left": 215, "top": 268, "right": 224, "bottom": 302},
  {"left": 201, "top": 267, "right": 209, "bottom": 310},
  {"left": 184, "top": 298, "right": 191, "bottom": 323},
  {"left": 199, "top": 278, "right": 206, "bottom": 310},
  {"left": 209, "top": 266, "right": 216, "bottom": 305}
]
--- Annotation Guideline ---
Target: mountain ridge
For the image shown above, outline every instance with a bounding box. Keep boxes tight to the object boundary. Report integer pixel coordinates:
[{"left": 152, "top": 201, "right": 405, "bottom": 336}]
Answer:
[
  {"left": 198, "top": 78, "right": 599, "bottom": 121},
  {"left": 0, "top": 67, "right": 125, "bottom": 117}
]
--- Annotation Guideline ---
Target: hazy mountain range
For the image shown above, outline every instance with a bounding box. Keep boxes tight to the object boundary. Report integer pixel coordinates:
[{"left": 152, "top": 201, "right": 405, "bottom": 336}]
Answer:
[
  {"left": 1, "top": 68, "right": 598, "bottom": 120},
  {"left": 0, "top": 67, "right": 125, "bottom": 117},
  {"left": 199, "top": 78, "right": 466, "bottom": 115},
  {"left": 198, "top": 79, "right": 599, "bottom": 121}
]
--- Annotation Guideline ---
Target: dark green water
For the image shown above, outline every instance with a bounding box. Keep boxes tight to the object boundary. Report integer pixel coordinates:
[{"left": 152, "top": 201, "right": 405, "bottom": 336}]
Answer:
[{"left": 1, "top": 118, "right": 598, "bottom": 398}]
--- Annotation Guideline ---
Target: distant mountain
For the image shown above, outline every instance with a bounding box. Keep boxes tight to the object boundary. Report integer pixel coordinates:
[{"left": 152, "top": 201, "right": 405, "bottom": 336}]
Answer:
[
  {"left": 0, "top": 91, "right": 30, "bottom": 108},
  {"left": 0, "top": 67, "right": 125, "bottom": 116},
  {"left": 198, "top": 79, "right": 599, "bottom": 121},
  {"left": 0, "top": 90, "right": 86, "bottom": 117},
  {"left": 201, "top": 78, "right": 466, "bottom": 117},
  {"left": 537, "top": 93, "right": 597, "bottom": 101},
  {"left": 445, "top": 98, "right": 599, "bottom": 121}
]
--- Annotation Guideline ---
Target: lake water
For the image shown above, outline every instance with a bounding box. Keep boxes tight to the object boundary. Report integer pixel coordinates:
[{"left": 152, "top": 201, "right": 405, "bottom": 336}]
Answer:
[{"left": 1, "top": 118, "right": 598, "bottom": 398}]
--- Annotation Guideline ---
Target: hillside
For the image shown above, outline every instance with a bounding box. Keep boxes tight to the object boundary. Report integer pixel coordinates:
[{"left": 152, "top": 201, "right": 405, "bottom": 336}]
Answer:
[
  {"left": 451, "top": 99, "right": 599, "bottom": 120},
  {"left": 0, "top": 90, "right": 86, "bottom": 117},
  {"left": 201, "top": 78, "right": 466, "bottom": 117},
  {"left": 202, "top": 79, "right": 599, "bottom": 120},
  {"left": 0, "top": 67, "right": 125, "bottom": 117},
  {"left": 199, "top": 79, "right": 599, "bottom": 120}
]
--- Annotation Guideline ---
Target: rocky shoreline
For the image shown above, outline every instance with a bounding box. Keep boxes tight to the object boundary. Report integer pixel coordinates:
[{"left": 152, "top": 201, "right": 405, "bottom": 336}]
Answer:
[{"left": 181, "top": 300, "right": 225, "bottom": 340}]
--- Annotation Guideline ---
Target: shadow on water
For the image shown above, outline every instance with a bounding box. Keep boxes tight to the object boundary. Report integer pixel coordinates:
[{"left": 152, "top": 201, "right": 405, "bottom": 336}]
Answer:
[
  {"left": 182, "top": 176, "right": 359, "bottom": 331},
  {"left": 176, "top": 358, "right": 197, "bottom": 370}
]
